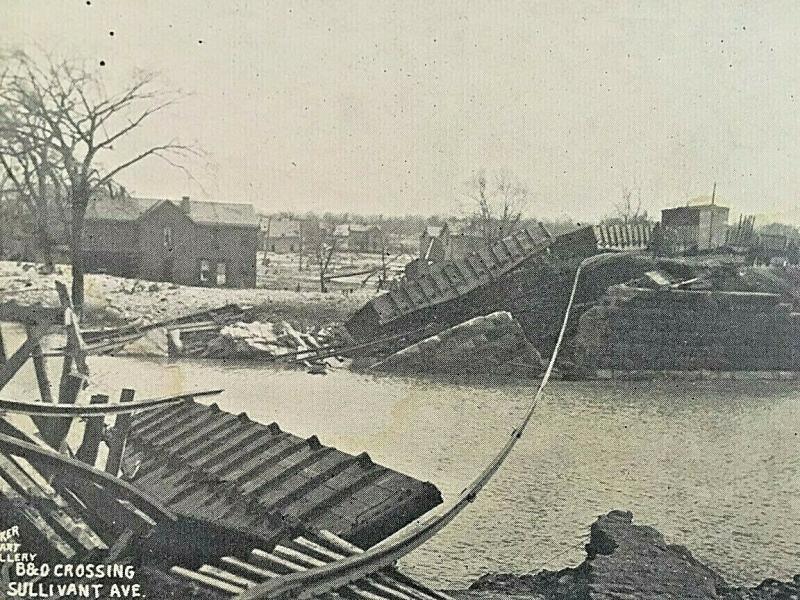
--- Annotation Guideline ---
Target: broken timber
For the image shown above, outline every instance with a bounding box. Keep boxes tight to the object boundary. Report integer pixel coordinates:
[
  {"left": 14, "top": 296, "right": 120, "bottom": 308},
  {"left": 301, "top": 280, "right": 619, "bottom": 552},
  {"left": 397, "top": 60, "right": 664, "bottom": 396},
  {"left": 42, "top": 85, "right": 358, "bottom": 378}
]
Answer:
[{"left": 167, "top": 529, "right": 451, "bottom": 600}]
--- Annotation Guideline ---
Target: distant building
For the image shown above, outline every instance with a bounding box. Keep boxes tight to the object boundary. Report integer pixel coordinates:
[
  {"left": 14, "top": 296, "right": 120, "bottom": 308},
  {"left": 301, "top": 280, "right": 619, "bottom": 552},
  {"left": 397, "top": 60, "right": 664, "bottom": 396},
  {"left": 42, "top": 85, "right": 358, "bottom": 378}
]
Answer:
[
  {"left": 419, "top": 221, "right": 487, "bottom": 262},
  {"left": 331, "top": 223, "right": 383, "bottom": 253},
  {"left": 260, "top": 216, "right": 320, "bottom": 253},
  {"left": 661, "top": 203, "right": 729, "bottom": 253},
  {"left": 261, "top": 216, "right": 301, "bottom": 253},
  {"left": 83, "top": 194, "right": 259, "bottom": 288}
]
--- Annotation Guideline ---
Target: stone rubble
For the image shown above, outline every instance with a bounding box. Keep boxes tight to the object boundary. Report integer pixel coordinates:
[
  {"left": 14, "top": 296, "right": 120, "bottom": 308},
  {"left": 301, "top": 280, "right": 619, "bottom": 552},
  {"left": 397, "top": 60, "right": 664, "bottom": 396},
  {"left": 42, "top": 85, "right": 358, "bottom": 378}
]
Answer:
[
  {"left": 454, "top": 511, "right": 800, "bottom": 600},
  {"left": 370, "top": 311, "right": 544, "bottom": 375}
]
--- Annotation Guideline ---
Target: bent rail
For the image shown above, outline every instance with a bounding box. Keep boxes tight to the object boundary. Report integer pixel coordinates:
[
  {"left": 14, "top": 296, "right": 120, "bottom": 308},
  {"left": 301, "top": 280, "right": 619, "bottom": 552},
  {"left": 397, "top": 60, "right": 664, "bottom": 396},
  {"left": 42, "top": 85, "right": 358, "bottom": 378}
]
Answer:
[
  {"left": 237, "top": 252, "right": 622, "bottom": 600},
  {"left": 0, "top": 389, "right": 223, "bottom": 417},
  {"left": 0, "top": 432, "right": 176, "bottom": 521}
]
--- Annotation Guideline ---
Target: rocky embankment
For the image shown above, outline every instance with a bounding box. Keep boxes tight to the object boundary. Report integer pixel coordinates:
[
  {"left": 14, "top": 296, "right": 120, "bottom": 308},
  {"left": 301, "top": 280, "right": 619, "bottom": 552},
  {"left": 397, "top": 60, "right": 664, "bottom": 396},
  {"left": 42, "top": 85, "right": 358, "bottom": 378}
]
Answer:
[
  {"left": 370, "top": 311, "right": 544, "bottom": 375},
  {"left": 453, "top": 510, "right": 799, "bottom": 600}
]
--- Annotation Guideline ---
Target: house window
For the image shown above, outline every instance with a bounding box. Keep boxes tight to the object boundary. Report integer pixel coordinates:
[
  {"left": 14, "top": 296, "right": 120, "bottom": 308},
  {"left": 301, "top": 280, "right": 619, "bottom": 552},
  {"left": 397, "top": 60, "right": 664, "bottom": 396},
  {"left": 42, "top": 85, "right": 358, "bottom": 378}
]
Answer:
[
  {"left": 163, "top": 226, "right": 173, "bottom": 247},
  {"left": 216, "top": 261, "right": 227, "bottom": 286},
  {"left": 199, "top": 259, "right": 211, "bottom": 284},
  {"left": 289, "top": 244, "right": 295, "bottom": 252}
]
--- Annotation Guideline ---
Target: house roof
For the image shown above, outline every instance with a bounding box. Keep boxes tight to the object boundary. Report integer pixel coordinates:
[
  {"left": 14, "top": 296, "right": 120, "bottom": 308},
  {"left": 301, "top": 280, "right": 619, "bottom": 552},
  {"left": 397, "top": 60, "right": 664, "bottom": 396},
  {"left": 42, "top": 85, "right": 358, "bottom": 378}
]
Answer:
[
  {"left": 263, "top": 217, "right": 302, "bottom": 238},
  {"left": 184, "top": 199, "right": 259, "bottom": 227},
  {"left": 333, "top": 223, "right": 351, "bottom": 237},
  {"left": 332, "top": 223, "right": 380, "bottom": 236},
  {"left": 424, "top": 225, "right": 444, "bottom": 237},
  {"left": 86, "top": 194, "right": 160, "bottom": 221},
  {"left": 86, "top": 194, "right": 259, "bottom": 228},
  {"left": 447, "top": 221, "right": 483, "bottom": 237}
]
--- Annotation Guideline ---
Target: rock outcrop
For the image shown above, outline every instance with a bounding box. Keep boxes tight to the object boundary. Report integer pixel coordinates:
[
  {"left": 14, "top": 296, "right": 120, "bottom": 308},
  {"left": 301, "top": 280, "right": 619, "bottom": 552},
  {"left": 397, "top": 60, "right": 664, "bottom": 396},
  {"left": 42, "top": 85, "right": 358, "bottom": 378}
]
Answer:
[
  {"left": 455, "top": 510, "right": 800, "bottom": 600},
  {"left": 370, "top": 311, "right": 543, "bottom": 375},
  {"left": 571, "top": 284, "right": 800, "bottom": 374}
]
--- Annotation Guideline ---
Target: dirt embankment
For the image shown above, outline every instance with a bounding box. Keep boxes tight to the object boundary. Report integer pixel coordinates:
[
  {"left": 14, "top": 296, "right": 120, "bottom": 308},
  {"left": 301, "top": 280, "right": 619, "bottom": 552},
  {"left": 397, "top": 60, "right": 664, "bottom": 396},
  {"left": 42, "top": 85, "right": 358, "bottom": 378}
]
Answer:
[
  {"left": 0, "top": 261, "right": 371, "bottom": 329},
  {"left": 451, "top": 510, "right": 799, "bottom": 600}
]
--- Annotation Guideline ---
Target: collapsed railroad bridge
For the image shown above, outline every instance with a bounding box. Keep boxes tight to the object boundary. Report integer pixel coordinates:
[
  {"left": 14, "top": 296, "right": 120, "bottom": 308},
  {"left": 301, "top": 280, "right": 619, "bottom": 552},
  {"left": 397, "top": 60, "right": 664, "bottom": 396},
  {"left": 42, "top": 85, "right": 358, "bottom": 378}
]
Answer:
[
  {"left": 346, "top": 221, "right": 800, "bottom": 376},
  {"left": 344, "top": 222, "right": 657, "bottom": 359}
]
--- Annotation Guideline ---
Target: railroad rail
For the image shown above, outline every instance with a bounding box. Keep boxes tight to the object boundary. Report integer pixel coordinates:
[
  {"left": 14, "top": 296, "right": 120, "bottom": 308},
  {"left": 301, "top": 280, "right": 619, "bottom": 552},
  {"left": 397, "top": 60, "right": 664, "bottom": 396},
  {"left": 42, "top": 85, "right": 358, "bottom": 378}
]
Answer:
[
  {"left": 236, "top": 252, "right": 622, "bottom": 600},
  {"left": 0, "top": 389, "right": 222, "bottom": 417},
  {"left": 0, "top": 432, "right": 176, "bottom": 521}
]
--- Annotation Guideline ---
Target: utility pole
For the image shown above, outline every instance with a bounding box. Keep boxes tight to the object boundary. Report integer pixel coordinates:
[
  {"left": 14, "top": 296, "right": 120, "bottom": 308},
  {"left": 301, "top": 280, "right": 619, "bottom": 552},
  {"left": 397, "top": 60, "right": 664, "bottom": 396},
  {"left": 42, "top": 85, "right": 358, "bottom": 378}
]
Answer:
[{"left": 707, "top": 181, "right": 717, "bottom": 250}]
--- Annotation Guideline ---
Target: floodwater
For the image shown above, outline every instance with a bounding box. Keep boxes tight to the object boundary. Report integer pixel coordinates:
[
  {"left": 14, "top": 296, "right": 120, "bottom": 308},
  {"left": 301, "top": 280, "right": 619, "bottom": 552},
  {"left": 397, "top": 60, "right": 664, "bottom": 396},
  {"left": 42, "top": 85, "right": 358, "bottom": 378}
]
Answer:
[{"left": 3, "top": 333, "right": 800, "bottom": 588}]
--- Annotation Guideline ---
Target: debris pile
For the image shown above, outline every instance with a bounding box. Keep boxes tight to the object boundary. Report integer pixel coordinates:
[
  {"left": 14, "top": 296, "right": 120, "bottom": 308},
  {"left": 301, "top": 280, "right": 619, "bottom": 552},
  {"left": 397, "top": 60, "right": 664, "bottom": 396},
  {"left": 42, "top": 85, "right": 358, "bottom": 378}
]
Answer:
[
  {"left": 175, "top": 319, "right": 333, "bottom": 361},
  {"left": 371, "top": 311, "right": 543, "bottom": 375}
]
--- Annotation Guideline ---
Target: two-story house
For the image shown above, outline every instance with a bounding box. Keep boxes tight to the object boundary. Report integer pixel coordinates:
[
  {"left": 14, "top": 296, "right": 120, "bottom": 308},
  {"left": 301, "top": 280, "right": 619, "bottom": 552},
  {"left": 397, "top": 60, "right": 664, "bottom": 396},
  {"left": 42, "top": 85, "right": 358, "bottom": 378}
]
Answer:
[{"left": 83, "top": 194, "right": 259, "bottom": 288}]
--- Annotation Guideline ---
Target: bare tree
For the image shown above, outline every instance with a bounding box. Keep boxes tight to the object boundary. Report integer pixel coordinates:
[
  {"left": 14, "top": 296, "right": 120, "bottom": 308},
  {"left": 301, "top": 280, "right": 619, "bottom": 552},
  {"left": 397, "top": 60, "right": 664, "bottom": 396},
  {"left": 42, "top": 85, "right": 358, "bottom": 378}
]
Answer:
[
  {"left": 462, "top": 169, "right": 529, "bottom": 245},
  {"left": 0, "top": 110, "right": 66, "bottom": 270},
  {"left": 613, "top": 182, "right": 643, "bottom": 225},
  {"left": 315, "top": 231, "right": 338, "bottom": 293},
  {"left": 0, "top": 51, "right": 195, "bottom": 315}
]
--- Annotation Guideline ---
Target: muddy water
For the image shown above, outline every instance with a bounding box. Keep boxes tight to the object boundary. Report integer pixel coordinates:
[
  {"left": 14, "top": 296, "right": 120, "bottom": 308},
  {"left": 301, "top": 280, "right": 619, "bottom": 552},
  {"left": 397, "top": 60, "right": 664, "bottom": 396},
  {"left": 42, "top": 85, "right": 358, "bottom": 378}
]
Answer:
[{"left": 3, "top": 332, "right": 799, "bottom": 588}]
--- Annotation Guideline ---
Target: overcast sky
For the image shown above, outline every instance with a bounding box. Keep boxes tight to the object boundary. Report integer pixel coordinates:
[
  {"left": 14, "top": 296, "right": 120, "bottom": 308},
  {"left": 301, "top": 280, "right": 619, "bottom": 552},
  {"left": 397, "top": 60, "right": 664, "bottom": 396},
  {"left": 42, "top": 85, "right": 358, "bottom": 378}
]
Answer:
[{"left": 6, "top": 1, "right": 800, "bottom": 223}]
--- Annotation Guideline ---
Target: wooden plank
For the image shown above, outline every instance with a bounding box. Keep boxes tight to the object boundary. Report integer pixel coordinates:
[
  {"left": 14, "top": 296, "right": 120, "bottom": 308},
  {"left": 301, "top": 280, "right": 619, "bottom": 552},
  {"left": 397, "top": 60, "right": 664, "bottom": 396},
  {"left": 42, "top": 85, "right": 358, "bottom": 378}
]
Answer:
[
  {"left": 250, "top": 548, "right": 308, "bottom": 573},
  {"left": 106, "top": 528, "right": 136, "bottom": 562},
  {"left": 368, "top": 574, "right": 425, "bottom": 600},
  {"left": 360, "top": 578, "right": 416, "bottom": 600},
  {"left": 44, "top": 296, "right": 88, "bottom": 447},
  {"left": 293, "top": 536, "right": 346, "bottom": 561},
  {"left": 220, "top": 556, "right": 280, "bottom": 580},
  {"left": 28, "top": 325, "right": 54, "bottom": 404},
  {"left": 75, "top": 394, "right": 109, "bottom": 467},
  {"left": 0, "top": 471, "right": 75, "bottom": 558},
  {"left": 0, "top": 320, "right": 52, "bottom": 394},
  {"left": 170, "top": 566, "right": 244, "bottom": 594},
  {"left": 317, "top": 530, "right": 364, "bottom": 555},
  {"left": 0, "top": 453, "right": 105, "bottom": 554},
  {"left": 9, "top": 455, "right": 107, "bottom": 552},
  {"left": 105, "top": 388, "right": 136, "bottom": 477},
  {"left": 272, "top": 545, "right": 327, "bottom": 568},
  {"left": 199, "top": 565, "right": 257, "bottom": 588},
  {"left": 39, "top": 370, "right": 82, "bottom": 450},
  {"left": 344, "top": 584, "right": 386, "bottom": 600}
]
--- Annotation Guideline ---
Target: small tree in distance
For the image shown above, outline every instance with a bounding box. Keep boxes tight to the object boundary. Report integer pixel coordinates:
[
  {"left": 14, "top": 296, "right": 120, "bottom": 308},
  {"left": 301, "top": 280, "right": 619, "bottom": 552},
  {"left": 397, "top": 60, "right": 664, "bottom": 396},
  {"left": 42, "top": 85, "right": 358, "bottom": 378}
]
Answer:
[{"left": 461, "top": 168, "right": 529, "bottom": 245}]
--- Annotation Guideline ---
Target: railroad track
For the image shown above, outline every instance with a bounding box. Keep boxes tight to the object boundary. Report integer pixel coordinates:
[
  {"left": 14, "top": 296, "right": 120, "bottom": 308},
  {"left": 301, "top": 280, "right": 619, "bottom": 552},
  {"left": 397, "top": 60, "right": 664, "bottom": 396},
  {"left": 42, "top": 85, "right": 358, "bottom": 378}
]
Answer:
[
  {"left": 170, "top": 529, "right": 452, "bottom": 600},
  {"left": 228, "top": 252, "right": 623, "bottom": 600}
]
